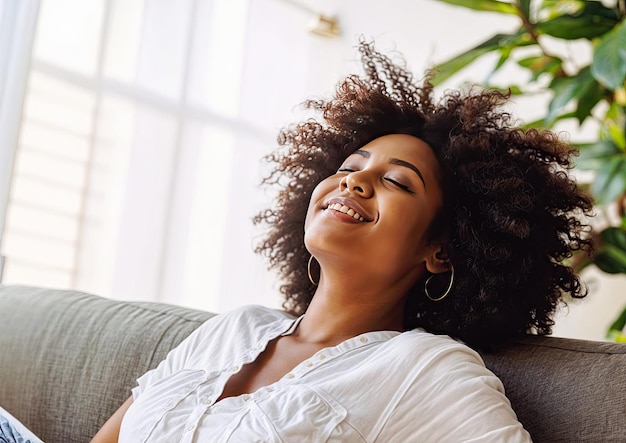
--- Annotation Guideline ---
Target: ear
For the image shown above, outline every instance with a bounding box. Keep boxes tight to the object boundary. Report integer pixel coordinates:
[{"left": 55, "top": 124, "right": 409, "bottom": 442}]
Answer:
[{"left": 424, "top": 241, "right": 451, "bottom": 274}]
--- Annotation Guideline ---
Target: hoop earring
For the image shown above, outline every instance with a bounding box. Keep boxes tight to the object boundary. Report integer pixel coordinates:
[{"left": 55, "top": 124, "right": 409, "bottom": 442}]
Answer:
[
  {"left": 425, "top": 264, "right": 454, "bottom": 302},
  {"left": 307, "top": 255, "right": 318, "bottom": 286}
]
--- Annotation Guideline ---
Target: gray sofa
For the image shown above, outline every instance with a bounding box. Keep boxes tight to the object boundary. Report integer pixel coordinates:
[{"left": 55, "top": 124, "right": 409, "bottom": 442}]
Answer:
[{"left": 0, "top": 285, "right": 625, "bottom": 442}]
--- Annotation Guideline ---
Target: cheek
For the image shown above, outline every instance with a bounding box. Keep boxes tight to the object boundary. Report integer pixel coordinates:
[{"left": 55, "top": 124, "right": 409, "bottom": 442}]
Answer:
[
  {"left": 380, "top": 202, "right": 432, "bottom": 248},
  {"left": 304, "top": 181, "right": 330, "bottom": 230}
]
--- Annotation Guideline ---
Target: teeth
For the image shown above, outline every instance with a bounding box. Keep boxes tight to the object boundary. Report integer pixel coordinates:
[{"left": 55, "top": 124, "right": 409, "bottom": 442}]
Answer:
[{"left": 328, "top": 203, "right": 365, "bottom": 221}]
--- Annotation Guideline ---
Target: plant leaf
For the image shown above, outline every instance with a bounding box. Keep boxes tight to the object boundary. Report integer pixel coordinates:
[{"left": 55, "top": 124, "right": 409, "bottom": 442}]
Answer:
[
  {"left": 432, "top": 31, "right": 531, "bottom": 85},
  {"left": 601, "top": 227, "right": 626, "bottom": 251},
  {"left": 575, "top": 77, "right": 605, "bottom": 124},
  {"left": 486, "top": 48, "right": 511, "bottom": 83},
  {"left": 518, "top": 55, "right": 563, "bottom": 81},
  {"left": 435, "top": 0, "right": 518, "bottom": 14},
  {"left": 591, "top": 20, "right": 626, "bottom": 90},
  {"left": 535, "top": 1, "right": 619, "bottom": 40},
  {"left": 545, "top": 67, "right": 595, "bottom": 125},
  {"left": 575, "top": 140, "right": 621, "bottom": 170},
  {"left": 603, "top": 102, "right": 626, "bottom": 149},
  {"left": 519, "top": 0, "right": 531, "bottom": 19},
  {"left": 591, "top": 156, "right": 626, "bottom": 204},
  {"left": 609, "top": 121, "right": 626, "bottom": 150},
  {"left": 593, "top": 245, "right": 626, "bottom": 274},
  {"left": 608, "top": 305, "right": 626, "bottom": 339}
]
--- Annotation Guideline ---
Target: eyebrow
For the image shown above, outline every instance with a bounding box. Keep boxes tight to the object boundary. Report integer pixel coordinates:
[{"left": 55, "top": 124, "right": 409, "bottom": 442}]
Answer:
[{"left": 353, "top": 149, "right": 426, "bottom": 187}]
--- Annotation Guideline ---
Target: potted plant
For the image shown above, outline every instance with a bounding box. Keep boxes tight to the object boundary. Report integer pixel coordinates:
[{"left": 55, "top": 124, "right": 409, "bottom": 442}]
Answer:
[{"left": 431, "top": 0, "right": 626, "bottom": 340}]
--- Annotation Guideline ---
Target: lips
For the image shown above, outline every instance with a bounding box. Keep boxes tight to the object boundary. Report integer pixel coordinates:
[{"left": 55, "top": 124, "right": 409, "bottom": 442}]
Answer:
[{"left": 324, "top": 197, "right": 373, "bottom": 222}]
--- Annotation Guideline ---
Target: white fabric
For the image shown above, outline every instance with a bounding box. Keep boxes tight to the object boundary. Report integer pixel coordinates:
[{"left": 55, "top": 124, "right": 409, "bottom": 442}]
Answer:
[
  {"left": 0, "top": 0, "right": 39, "bottom": 247},
  {"left": 119, "top": 305, "right": 532, "bottom": 442}
]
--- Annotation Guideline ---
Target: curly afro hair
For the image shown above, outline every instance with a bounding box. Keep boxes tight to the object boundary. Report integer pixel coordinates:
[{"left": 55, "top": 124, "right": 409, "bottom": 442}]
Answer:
[{"left": 253, "top": 41, "right": 593, "bottom": 349}]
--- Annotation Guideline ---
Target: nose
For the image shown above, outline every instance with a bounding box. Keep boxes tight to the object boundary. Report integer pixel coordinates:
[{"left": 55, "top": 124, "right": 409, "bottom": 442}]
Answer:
[{"left": 340, "top": 170, "right": 373, "bottom": 197}]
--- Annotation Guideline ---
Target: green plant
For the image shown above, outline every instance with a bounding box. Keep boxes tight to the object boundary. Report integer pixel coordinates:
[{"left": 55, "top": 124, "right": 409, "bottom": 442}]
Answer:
[{"left": 432, "top": 0, "right": 626, "bottom": 340}]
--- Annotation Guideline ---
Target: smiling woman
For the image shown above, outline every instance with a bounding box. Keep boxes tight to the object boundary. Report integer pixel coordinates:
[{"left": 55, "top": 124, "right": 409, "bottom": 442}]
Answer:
[
  {"left": 255, "top": 41, "right": 594, "bottom": 349},
  {"left": 77, "top": 41, "right": 593, "bottom": 442}
]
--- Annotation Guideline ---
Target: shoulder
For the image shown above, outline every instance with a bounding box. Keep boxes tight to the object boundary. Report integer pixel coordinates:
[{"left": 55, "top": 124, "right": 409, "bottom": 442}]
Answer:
[
  {"left": 393, "top": 328, "right": 485, "bottom": 367},
  {"left": 203, "top": 304, "right": 294, "bottom": 330},
  {"left": 376, "top": 330, "right": 530, "bottom": 441},
  {"left": 188, "top": 304, "right": 294, "bottom": 348},
  {"left": 365, "top": 328, "right": 495, "bottom": 392},
  {"left": 386, "top": 329, "right": 504, "bottom": 397},
  {"left": 194, "top": 305, "right": 294, "bottom": 329},
  {"left": 163, "top": 305, "right": 294, "bottom": 370}
]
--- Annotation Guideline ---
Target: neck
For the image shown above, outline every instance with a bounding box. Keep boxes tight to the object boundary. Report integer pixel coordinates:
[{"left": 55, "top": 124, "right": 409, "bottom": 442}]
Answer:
[{"left": 293, "top": 265, "right": 415, "bottom": 346}]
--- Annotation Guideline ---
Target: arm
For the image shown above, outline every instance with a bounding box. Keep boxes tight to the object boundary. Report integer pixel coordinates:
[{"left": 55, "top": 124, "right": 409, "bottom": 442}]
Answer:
[{"left": 90, "top": 396, "right": 134, "bottom": 443}]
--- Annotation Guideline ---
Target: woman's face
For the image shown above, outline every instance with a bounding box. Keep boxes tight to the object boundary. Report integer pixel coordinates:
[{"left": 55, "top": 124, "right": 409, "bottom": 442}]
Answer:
[{"left": 304, "top": 134, "right": 445, "bottom": 287}]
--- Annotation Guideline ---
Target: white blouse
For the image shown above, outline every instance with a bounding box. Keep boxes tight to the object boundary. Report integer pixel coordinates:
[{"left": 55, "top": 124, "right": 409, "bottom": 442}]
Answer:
[{"left": 119, "top": 305, "right": 531, "bottom": 442}]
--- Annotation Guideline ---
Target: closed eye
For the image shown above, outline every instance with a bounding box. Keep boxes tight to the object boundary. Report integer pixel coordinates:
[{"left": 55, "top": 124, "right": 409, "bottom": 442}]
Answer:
[
  {"left": 384, "top": 177, "right": 414, "bottom": 193},
  {"left": 337, "top": 168, "right": 356, "bottom": 173}
]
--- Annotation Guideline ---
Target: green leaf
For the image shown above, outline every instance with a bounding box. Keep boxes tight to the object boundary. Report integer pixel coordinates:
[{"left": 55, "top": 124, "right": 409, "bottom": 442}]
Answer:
[
  {"left": 518, "top": 55, "right": 563, "bottom": 81},
  {"left": 601, "top": 103, "right": 626, "bottom": 150},
  {"left": 536, "top": 1, "right": 620, "bottom": 40},
  {"left": 593, "top": 245, "right": 626, "bottom": 274},
  {"left": 575, "top": 140, "right": 621, "bottom": 170},
  {"left": 593, "top": 226, "right": 626, "bottom": 280},
  {"left": 606, "top": 101, "right": 626, "bottom": 120},
  {"left": 601, "top": 227, "right": 626, "bottom": 251},
  {"left": 609, "top": 305, "right": 626, "bottom": 332},
  {"left": 545, "top": 68, "right": 595, "bottom": 125},
  {"left": 546, "top": 77, "right": 579, "bottom": 124},
  {"left": 486, "top": 48, "right": 511, "bottom": 83},
  {"left": 575, "top": 77, "right": 605, "bottom": 124},
  {"left": 519, "top": 0, "right": 531, "bottom": 19},
  {"left": 435, "top": 0, "right": 518, "bottom": 14},
  {"left": 591, "top": 20, "right": 626, "bottom": 90},
  {"left": 609, "top": 122, "right": 626, "bottom": 150},
  {"left": 432, "top": 31, "right": 531, "bottom": 85},
  {"left": 540, "top": 0, "right": 585, "bottom": 20},
  {"left": 608, "top": 329, "right": 626, "bottom": 341},
  {"left": 591, "top": 156, "right": 626, "bottom": 204}
]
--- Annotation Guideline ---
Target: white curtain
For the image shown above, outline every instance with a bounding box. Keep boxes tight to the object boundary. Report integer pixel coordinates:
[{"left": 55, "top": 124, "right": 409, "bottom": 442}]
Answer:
[{"left": 0, "top": 0, "right": 40, "bottom": 276}]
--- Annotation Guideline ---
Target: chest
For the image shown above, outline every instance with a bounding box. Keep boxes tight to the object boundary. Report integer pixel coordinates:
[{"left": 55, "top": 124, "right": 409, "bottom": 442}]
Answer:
[
  {"left": 119, "top": 318, "right": 420, "bottom": 442},
  {"left": 217, "top": 336, "right": 324, "bottom": 402}
]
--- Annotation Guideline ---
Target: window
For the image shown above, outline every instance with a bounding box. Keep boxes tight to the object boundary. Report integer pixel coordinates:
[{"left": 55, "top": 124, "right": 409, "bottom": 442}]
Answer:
[{"left": 1, "top": 0, "right": 287, "bottom": 312}]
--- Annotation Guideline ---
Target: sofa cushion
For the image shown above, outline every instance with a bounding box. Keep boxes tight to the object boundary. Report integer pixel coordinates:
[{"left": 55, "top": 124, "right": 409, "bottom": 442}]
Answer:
[{"left": 0, "top": 285, "right": 213, "bottom": 443}]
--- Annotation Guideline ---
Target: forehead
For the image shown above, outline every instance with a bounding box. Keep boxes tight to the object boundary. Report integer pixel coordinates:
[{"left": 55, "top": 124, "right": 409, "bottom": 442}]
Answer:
[
  {"left": 361, "top": 134, "right": 437, "bottom": 161},
  {"left": 355, "top": 134, "right": 441, "bottom": 171}
]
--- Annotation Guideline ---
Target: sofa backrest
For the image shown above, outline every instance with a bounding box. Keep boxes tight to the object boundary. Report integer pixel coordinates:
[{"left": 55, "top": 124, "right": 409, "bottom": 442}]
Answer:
[
  {"left": 1, "top": 285, "right": 625, "bottom": 442},
  {"left": 480, "top": 335, "right": 626, "bottom": 441},
  {"left": 0, "top": 285, "right": 213, "bottom": 443}
]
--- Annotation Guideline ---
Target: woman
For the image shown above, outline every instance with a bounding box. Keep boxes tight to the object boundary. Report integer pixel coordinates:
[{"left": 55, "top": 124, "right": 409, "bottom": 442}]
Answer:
[
  {"left": 86, "top": 42, "right": 593, "bottom": 442},
  {"left": 2, "top": 41, "right": 587, "bottom": 442}
]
